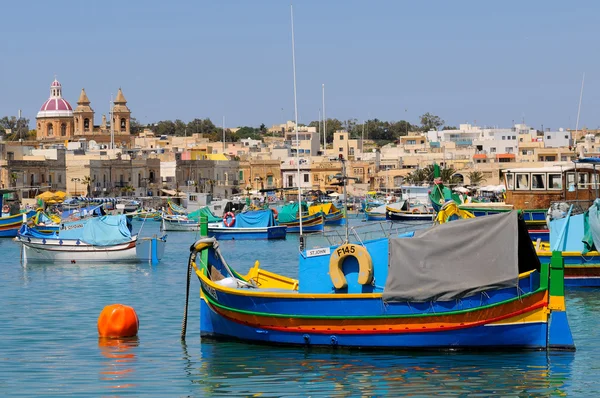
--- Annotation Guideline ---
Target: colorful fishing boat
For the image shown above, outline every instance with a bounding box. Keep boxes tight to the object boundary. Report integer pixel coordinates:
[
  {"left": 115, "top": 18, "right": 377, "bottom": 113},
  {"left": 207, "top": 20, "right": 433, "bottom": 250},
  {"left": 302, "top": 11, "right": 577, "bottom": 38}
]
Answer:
[
  {"left": 207, "top": 210, "right": 286, "bottom": 240},
  {"left": 133, "top": 210, "right": 161, "bottom": 221},
  {"left": 536, "top": 199, "right": 600, "bottom": 287},
  {"left": 0, "top": 190, "right": 35, "bottom": 237},
  {"left": 276, "top": 203, "right": 324, "bottom": 233},
  {"left": 309, "top": 203, "right": 345, "bottom": 226},
  {"left": 183, "top": 212, "right": 574, "bottom": 350},
  {"left": 364, "top": 204, "right": 387, "bottom": 221},
  {"left": 17, "top": 215, "right": 144, "bottom": 263},
  {"left": 161, "top": 214, "right": 199, "bottom": 232},
  {"left": 386, "top": 200, "right": 435, "bottom": 221}
]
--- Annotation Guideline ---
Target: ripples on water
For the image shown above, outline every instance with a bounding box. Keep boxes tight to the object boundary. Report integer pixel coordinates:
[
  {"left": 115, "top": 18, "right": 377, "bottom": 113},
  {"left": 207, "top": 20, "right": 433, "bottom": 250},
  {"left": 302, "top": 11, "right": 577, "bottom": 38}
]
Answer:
[{"left": 0, "top": 220, "right": 598, "bottom": 396}]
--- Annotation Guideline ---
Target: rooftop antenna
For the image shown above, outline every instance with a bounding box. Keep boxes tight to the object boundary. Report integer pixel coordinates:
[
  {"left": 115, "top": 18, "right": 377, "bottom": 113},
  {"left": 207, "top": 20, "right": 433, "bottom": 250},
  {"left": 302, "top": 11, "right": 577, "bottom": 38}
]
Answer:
[
  {"left": 575, "top": 73, "right": 585, "bottom": 141},
  {"left": 290, "top": 3, "right": 304, "bottom": 249},
  {"left": 322, "top": 83, "right": 326, "bottom": 152},
  {"left": 110, "top": 95, "right": 114, "bottom": 150}
]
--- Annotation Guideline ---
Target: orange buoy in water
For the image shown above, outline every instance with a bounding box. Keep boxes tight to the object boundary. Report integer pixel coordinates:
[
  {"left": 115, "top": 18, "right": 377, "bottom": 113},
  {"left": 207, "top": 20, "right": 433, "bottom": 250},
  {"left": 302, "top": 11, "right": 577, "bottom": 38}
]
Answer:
[{"left": 97, "top": 304, "right": 139, "bottom": 338}]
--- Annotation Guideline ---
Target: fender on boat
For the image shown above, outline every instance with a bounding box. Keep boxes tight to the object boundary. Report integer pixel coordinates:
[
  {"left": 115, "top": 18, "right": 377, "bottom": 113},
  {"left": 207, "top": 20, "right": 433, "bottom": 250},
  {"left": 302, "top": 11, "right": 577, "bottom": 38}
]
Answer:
[{"left": 329, "top": 243, "right": 373, "bottom": 289}]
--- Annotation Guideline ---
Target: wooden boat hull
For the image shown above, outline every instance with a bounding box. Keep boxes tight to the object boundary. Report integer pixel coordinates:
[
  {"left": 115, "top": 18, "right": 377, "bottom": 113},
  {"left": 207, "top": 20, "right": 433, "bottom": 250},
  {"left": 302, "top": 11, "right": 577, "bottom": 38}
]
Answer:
[
  {"left": 0, "top": 211, "right": 36, "bottom": 238},
  {"left": 537, "top": 251, "right": 600, "bottom": 287},
  {"left": 278, "top": 214, "right": 324, "bottom": 233},
  {"left": 324, "top": 211, "right": 346, "bottom": 226},
  {"left": 386, "top": 211, "right": 434, "bottom": 221},
  {"left": 161, "top": 217, "right": 199, "bottom": 232},
  {"left": 365, "top": 212, "right": 386, "bottom": 221},
  {"left": 207, "top": 226, "right": 287, "bottom": 240},
  {"left": 198, "top": 269, "right": 555, "bottom": 349},
  {"left": 17, "top": 235, "right": 138, "bottom": 263}
]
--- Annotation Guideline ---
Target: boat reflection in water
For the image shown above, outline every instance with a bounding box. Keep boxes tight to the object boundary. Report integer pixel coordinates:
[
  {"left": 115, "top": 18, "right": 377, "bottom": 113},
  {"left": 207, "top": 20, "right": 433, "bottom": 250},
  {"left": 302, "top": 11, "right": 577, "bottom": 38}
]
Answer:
[
  {"left": 98, "top": 337, "right": 139, "bottom": 391},
  {"left": 193, "top": 340, "right": 574, "bottom": 396}
]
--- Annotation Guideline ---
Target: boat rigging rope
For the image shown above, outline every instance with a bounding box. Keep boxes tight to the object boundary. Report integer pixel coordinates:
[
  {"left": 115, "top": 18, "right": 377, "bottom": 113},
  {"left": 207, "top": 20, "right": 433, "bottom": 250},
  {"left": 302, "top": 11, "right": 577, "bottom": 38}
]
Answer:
[{"left": 181, "top": 250, "right": 195, "bottom": 340}]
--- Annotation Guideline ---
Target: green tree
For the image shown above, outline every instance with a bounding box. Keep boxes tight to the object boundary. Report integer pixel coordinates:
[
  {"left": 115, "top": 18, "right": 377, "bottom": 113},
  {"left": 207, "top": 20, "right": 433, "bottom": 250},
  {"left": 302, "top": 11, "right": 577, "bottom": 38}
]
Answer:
[
  {"left": 259, "top": 123, "right": 267, "bottom": 134},
  {"left": 468, "top": 171, "right": 486, "bottom": 186},
  {"left": 235, "top": 126, "right": 262, "bottom": 141},
  {"left": 420, "top": 113, "right": 445, "bottom": 132},
  {"left": 173, "top": 119, "right": 187, "bottom": 136},
  {"left": 0, "top": 116, "right": 29, "bottom": 140},
  {"left": 442, "top": 125, "right": 458, "bottom": 130},
  {"left": 130, "top": 117, "right": 143, "bottom": 134},
  {"left": 308, "top": 118, "right": 344, "bottom": 143},
  {"left": 406, "top": 164, "right": 459, "bottom": 185},
  {"left": 153, "top": 120, "right": 176, "bottom": 136}
]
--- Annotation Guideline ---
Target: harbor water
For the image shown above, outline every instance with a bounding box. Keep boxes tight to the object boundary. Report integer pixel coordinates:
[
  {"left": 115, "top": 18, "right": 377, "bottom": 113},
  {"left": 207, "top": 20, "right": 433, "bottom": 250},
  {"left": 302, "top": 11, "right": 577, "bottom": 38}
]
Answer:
[{"left": 1, "top": 219, "right": 600, "bottom": 396}]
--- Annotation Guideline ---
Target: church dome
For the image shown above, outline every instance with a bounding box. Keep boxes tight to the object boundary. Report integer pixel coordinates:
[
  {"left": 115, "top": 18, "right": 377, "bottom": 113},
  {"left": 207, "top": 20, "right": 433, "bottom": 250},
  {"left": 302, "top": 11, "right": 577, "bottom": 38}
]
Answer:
[{"left": 37, "top": 79, "right": 74, "bottom": 118}]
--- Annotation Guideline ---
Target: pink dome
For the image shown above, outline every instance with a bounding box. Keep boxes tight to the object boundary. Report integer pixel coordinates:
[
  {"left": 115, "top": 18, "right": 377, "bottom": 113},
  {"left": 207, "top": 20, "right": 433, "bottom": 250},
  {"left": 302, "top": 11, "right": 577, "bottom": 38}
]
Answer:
[
  {"left": 39, "top": 98, "right": 72, "bottom": 112},
  {"left": 37, "top": 78, "right": 74, "bottom": 118}
]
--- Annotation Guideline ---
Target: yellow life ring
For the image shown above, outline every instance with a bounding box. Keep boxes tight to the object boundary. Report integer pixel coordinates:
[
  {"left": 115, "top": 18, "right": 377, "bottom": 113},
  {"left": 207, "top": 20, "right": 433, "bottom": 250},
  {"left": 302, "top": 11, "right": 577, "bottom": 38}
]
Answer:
[{"left": 329, "top": 243, "right": 373, "bottom": 289}]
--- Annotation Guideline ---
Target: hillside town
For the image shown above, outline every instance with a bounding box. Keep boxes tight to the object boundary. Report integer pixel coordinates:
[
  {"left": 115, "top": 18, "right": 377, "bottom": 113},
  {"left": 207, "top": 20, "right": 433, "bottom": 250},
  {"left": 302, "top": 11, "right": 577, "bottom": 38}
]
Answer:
[{"left": 1, "top": 78, "right": 598, "bottom": 203}]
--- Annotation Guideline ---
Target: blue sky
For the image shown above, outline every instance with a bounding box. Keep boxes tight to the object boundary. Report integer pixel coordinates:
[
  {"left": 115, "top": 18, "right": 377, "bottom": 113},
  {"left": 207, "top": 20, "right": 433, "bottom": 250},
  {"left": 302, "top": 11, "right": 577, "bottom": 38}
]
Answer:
[{"left": 1, "top": 1, "right": 598, "bottom": 130}]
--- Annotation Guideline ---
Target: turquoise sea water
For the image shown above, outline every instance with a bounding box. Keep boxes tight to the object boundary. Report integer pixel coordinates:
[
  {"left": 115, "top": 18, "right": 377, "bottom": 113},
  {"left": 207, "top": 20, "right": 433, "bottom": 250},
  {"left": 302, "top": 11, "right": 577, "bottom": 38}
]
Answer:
[{"left": 1, "top": 219, "right": 600, "bottom": 396}]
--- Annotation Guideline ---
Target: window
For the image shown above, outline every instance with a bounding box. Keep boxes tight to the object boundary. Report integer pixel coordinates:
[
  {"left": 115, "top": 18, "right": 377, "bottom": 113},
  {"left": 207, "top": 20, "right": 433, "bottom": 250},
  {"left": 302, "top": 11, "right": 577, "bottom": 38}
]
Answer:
[
  {"left": 531, "top": 173, "right": 546, "bottom": 190},
  {"left": 578, "top": 173, "right": 589, "bottom": 189},
  {"left": 547, "top": 136, "right": 551, "bottom": 139},
  {"left": 548, "top": 173, "right": 562, "bottom": 190},
  {"left": 305, "top": 150, "right": 310, "bottom": 154},
  {"left": 349, "top": 148, "right": 354, "bottom": 156},
  {"left": 565, "top": 135, "right": 569, "bottom": 139},
  {"left": 84, "top": 118, "right": 90, "bottom": 131},
  {"left": 502, "top": 136, "right": 506, "bottom": 140},
  {"left": 287, "top": 175, "right": 293, "bottom": 187},
  {"left": 519, "top": 137, "right": 523, "bottom": 142},
  {"left": 58, "top": 174, "right": 62, "bottom": 183},
  {"left": 545, "top": 156, "right": 556, "bottom": 162},
  {"left": 61, "top": 123, "right": 67, "bottom": 136},
  {"left": 522, "top": 150, "right": 527, "bottom": 155},
  {"left": 407, "top": 140, "right": 416, "bottom": 145},
  {"left": 505, "top": 173, "right": 514, "bottom": 190},
  {"left": 338, "top": 147, "right": 343, "bottom": 152},
  {"left": 303, "top": 174, "right": 309, "bottom": 183},
  {"left": 339, "top": 135, "right": 344, "bottom": 140},
  {"left": 490, "top": 147, "right": 496, "bottom": 153},
  {"left": 566, "top": 172, "right": 576, "bottom": 191},
  {"left": 48, "top": 124, "right": 54, "bottom": 136},
  {"left": 516, "top": 173, "right": 530, "bottom": 190},
  {"left": 239, "top": 170, "right": 243, "bottom": 181},
  {"left": 120, "top": 118, "right": 126, "bottom": 131},
  {"left": 267, "top": 175, "right": 273, "bottom": 186},
  {"left": 138, "top": 173, "right": 142, "bottom": 186},
  {"left": 505, "top": 147, "right": 513, "bottom": 153},
  {"left": 512, "top": 136, "right": 516, "bottom": 140}
]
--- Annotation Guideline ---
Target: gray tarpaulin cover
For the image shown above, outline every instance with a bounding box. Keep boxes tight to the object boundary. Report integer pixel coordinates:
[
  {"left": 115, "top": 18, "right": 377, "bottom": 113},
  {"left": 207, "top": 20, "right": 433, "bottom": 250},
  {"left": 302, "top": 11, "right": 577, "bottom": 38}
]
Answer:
[{"left": 383, "top": 211, "right": 520, "bottom": 302}]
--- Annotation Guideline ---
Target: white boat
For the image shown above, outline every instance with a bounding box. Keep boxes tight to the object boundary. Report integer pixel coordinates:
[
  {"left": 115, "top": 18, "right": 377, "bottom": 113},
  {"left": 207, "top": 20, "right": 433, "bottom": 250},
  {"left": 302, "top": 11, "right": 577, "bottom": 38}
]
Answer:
[
  {"left": 18, "top": 234, "right": 139, "bottom": 263},
  {"left": 17, "top": 215, "right": 140, "bottom": 263},
  {"left": 161, "top": 215, "right": 199, "bottom": 231}
]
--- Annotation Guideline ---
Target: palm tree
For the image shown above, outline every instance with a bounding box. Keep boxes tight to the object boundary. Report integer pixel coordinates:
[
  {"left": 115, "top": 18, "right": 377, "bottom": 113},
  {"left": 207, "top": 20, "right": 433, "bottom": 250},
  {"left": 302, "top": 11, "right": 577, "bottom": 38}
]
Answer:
[
  {"left": 121, "top": 185, "right": 135, "bottom": 197},
  {"left": 468, "top": 171, "right": 486, "bottom": 186},
  {"left": 9, "top": 172, "right": 18, "bottom": 188},
  {"left": 405, "top": 164, "right": 459, "bottom": 185}
]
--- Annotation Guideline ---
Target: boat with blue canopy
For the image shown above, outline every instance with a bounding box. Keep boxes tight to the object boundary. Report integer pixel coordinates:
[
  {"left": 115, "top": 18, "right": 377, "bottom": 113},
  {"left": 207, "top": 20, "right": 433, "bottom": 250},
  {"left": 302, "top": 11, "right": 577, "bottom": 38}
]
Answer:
[
  {"left": 207, "top": 209, "right": 286, "bottom": 240},
  {"left": 17, "top": 214, "right": 165, "bottom": 264},
  {"left": 182, "top": 211, "right": 574, "bottom": 350}
]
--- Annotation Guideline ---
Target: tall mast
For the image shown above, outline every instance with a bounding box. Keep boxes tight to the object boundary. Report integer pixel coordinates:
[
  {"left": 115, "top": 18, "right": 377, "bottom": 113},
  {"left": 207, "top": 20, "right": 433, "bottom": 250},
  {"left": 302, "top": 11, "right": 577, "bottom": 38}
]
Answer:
[
  {"left": 575, "top": 73, "right": 585, "bottom": 140},
  {"left": 322, "top": 83, "right": 326, "bottom": 152},
  {"left": 291, "top": 4, "right": 303, "bottom": 242}
]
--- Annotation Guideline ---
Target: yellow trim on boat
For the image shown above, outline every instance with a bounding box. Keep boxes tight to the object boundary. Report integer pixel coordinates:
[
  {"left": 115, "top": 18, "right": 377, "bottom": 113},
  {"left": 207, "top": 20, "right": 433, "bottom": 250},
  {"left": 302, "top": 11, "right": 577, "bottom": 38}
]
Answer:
[
  {"left": 488, "top": 303, "right": 549, "bottom": 326},
  {"left": 194, "top": 265, "right": 536, "bottom": 300},
  {"left": 536, "top": 251, "right": 600, "bottom": 257},
  {"left": 549, "top": 296, "right": 566, "bottom": 311}
]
